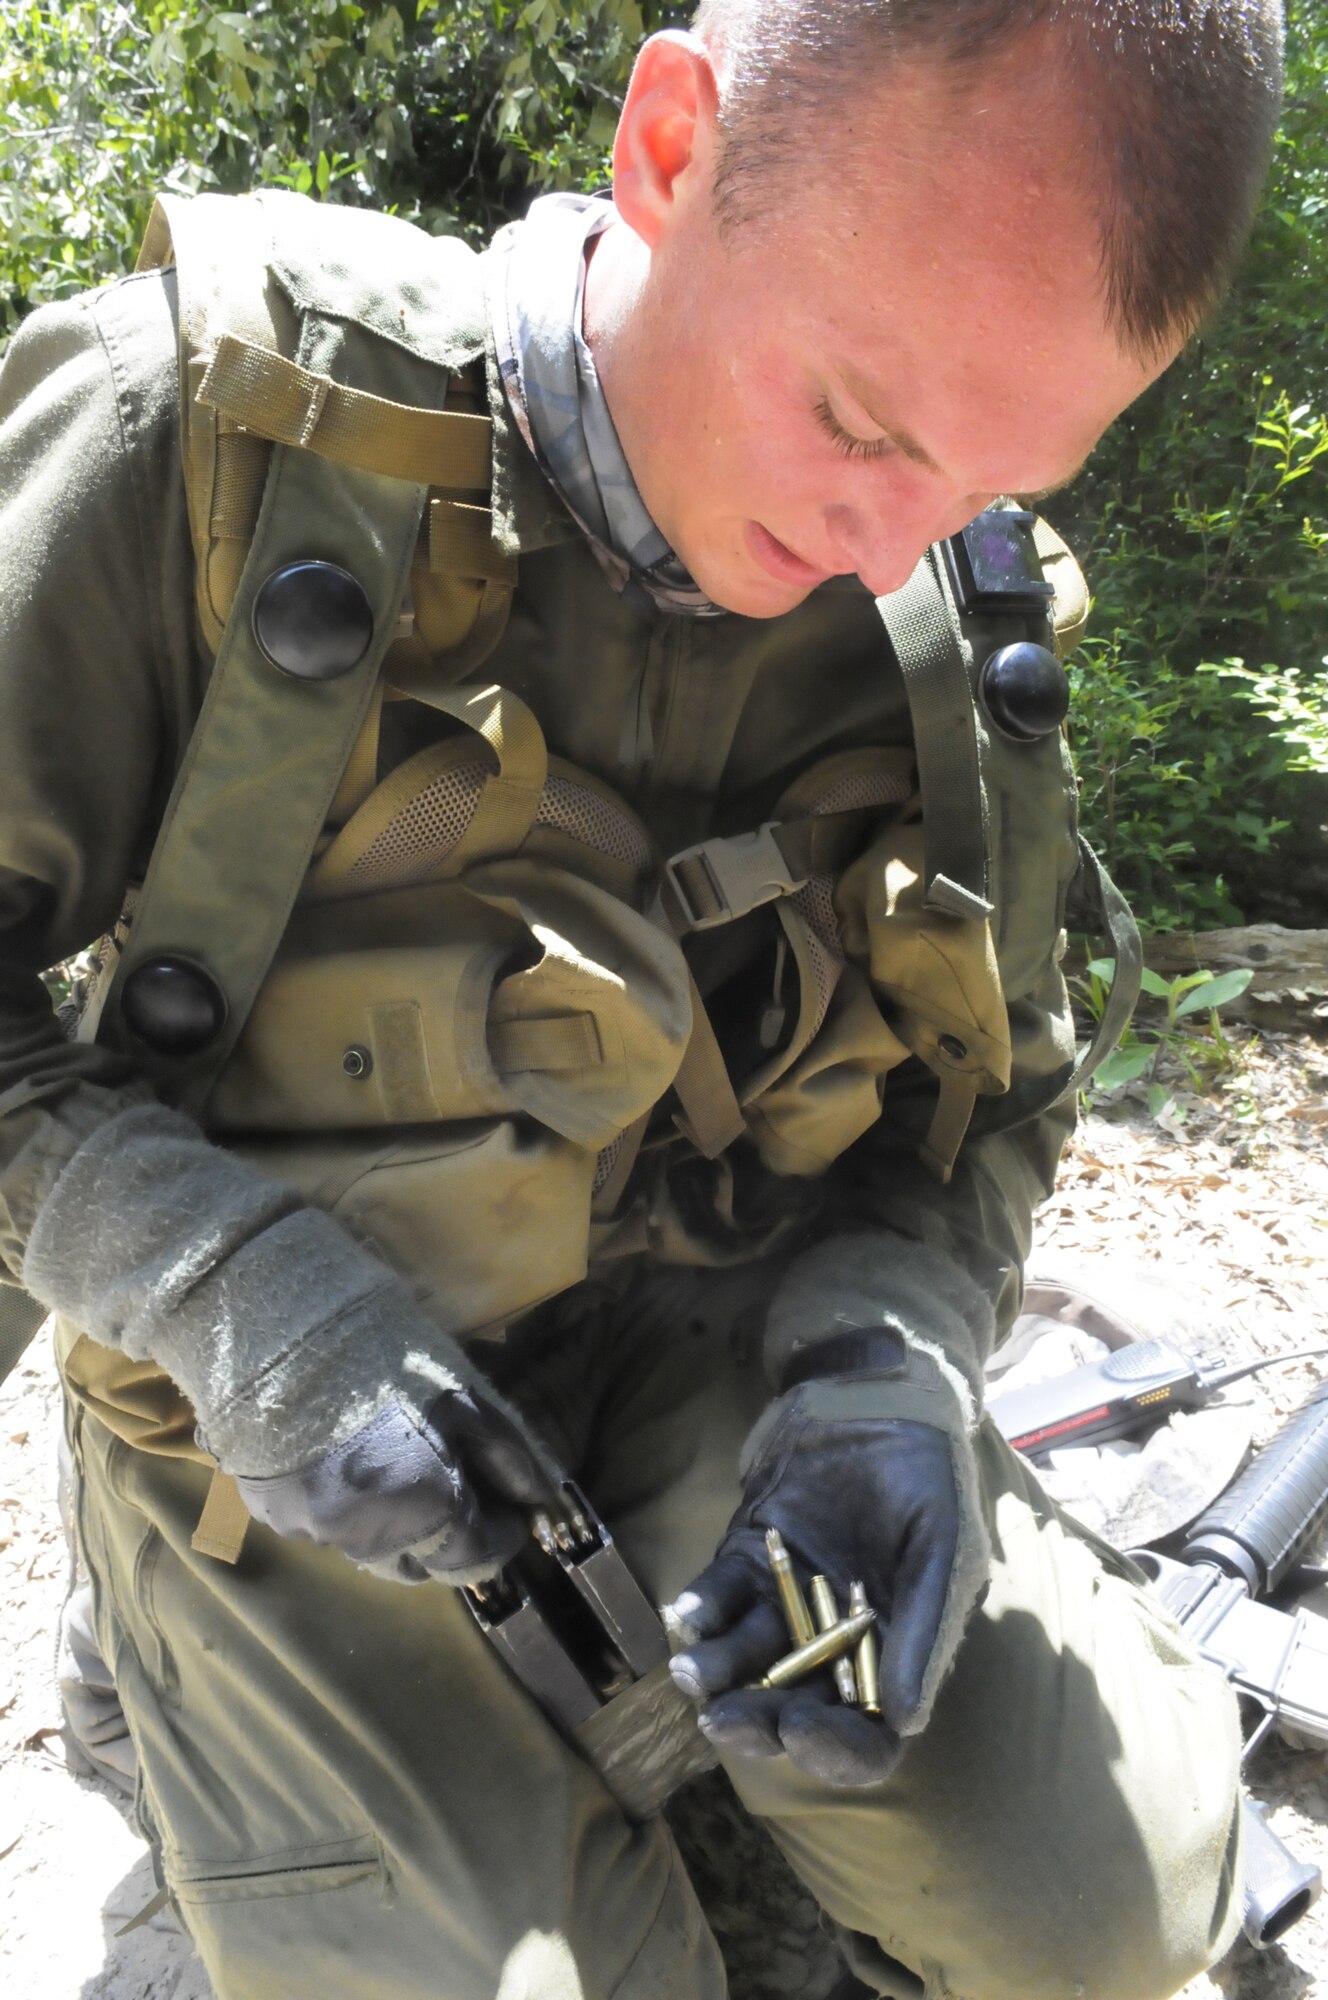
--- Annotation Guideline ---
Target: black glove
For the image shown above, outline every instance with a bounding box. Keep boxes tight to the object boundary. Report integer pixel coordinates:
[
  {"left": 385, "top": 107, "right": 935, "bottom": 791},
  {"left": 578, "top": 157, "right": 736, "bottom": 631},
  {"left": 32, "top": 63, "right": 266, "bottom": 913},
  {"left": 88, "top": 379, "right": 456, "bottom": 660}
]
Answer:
[
  {"left": 236, "top": 1385, "right": 562, "bottom": 1583},
  {"left": 667, "top": 1328, "right": 989, "bottom": 1786}
]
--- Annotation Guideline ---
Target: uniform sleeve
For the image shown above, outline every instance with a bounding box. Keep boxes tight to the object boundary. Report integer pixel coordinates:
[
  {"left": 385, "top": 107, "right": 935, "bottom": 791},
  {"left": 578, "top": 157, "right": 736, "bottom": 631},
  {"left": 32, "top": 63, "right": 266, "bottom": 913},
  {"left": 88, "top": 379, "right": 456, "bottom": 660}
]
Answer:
[
  {"left": 764, "top": 964, "right": 1078, "bottom": 1407},
  {"left": 0, "top": 277, "right": 498, "bottom": 1496},
  {"left": 0, "top": 270, "right": 206, "bottom": 1281}
]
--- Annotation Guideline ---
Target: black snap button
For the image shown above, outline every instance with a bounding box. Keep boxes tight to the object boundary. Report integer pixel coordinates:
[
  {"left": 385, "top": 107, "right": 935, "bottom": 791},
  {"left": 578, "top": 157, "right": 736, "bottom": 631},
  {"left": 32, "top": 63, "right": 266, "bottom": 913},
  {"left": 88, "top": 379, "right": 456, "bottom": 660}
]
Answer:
[
  {"left": 979, "top": 642, "right": 1069, "bottom": 742},
  {"left": 938, "top": 1033, "right": 968, "bottom": 1062},
  {"left": 121, "top": 956, "right": 227, "bottom": 1055},
  {"left": 252, "top": 562, "right": 375, "bottom": 680},
  {"left": 342, "top": 1045, "right": 373, "bottom": 1080}
]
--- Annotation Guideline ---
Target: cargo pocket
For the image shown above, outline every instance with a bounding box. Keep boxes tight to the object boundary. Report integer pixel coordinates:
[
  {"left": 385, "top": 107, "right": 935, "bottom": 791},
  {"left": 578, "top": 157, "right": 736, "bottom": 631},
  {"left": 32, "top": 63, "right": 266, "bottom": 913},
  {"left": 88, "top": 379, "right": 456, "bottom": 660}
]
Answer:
[
  {"left": 167, "top": 1834, "right": 396, "bottom": 2000},
  {"left": 169, "top": 1832, "right": 388, "bottom": 1908}
]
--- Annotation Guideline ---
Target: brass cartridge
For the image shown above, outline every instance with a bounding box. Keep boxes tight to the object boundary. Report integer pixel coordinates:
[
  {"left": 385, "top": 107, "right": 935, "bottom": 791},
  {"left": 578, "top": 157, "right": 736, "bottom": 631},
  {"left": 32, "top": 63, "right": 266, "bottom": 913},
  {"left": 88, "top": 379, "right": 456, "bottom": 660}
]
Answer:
[
  {"left": 754, "top": 1608, "right": 876, "bottom": 1689},
  {"left": 810, "top": 1575, "right": 860, "bottom": 1703},
  {"left": 849, "top": 1581, "right": 881, "bottom": 1715},
  {"left": 766, "top": 1528, "right": 816, "bottom": 1648}
]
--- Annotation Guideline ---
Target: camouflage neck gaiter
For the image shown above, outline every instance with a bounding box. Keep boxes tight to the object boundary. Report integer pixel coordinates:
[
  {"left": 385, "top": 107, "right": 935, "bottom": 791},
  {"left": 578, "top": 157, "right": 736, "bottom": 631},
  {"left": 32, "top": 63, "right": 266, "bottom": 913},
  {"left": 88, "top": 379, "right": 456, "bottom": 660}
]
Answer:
[{"left": 488, "top": 189, "right": 724, "bottom": 618}]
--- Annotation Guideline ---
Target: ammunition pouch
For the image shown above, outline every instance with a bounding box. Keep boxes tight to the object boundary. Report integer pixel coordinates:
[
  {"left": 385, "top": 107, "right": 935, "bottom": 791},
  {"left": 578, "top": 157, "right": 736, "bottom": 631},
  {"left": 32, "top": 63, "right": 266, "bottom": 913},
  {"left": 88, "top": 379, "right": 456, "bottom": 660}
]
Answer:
[{"left": 206, "top": 682, "right": 694, "bottom": 1336}]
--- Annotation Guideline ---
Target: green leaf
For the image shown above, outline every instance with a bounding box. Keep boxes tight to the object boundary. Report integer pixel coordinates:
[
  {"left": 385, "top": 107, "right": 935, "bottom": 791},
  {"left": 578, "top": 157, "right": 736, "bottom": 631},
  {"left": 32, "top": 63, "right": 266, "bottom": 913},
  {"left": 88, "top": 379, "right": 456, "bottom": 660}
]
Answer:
[
  {"left": 1093, "top": 1045, "right": 1154, "bottom": 1089},
  {"left": 1138, "top": 968, "right": 1172, "bottom": 998},
  {"left": 1172, "top": 967, "right": 1255, "bottom": 1016}
]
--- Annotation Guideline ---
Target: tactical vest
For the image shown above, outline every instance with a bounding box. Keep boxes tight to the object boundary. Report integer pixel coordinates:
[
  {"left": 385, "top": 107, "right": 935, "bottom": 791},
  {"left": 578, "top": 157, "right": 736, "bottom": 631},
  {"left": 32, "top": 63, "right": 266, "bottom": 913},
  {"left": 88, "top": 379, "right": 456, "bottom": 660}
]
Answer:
[{"left": 48, "top": 192, "right": 1138, "bottom": 1530}]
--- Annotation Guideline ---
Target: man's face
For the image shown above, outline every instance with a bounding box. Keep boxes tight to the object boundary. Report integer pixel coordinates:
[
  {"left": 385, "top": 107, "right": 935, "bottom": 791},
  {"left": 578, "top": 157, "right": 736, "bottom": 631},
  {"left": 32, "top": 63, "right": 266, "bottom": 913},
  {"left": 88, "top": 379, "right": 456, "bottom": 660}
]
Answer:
[{"left": 595, "top": 52, "right": 1178, "bottom": 619}]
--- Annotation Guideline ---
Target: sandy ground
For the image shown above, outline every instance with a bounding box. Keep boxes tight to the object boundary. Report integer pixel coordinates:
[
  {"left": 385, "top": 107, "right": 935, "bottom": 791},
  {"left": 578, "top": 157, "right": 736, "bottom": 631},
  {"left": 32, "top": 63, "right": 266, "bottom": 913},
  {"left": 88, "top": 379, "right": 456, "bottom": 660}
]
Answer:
[{"left": 1, "top": 1027, "right": 1326, "bottom": 1999}]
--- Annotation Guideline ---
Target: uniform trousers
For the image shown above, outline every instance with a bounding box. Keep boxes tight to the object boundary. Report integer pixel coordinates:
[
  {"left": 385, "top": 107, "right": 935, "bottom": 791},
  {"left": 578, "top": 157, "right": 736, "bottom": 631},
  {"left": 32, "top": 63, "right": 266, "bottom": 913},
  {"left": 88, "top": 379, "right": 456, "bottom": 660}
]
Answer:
[{"left": 60, "top": 1260, "right": 1244, "bottom": 2000}]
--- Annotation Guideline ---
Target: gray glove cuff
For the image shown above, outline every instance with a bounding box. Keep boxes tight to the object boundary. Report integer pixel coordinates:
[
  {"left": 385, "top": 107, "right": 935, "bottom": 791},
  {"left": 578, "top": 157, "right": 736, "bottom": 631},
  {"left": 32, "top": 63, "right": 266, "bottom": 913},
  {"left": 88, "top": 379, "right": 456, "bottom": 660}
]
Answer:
[
  {"left": 740, "top": 1333, "right": 977, "bottom": 1480},
  {"left": 764, "top": 1231, "right": 994, "bottom": 1408},
  {"left": 22, "top": 1103, "right": 554, "bottom": 1485}
]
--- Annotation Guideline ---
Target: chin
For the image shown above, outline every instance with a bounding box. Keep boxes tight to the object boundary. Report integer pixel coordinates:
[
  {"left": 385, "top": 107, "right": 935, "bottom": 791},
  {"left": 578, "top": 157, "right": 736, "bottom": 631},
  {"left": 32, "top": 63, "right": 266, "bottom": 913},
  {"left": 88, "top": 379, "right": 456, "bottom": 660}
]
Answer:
[{"left": 685, "top": 552, "right": 815, "bottom": 621}]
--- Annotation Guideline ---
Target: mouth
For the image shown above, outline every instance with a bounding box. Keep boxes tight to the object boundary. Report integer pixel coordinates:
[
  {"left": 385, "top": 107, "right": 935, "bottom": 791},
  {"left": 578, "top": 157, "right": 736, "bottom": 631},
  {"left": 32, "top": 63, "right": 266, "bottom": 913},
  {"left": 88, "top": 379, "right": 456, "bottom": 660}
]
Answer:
[{"left": 745, "top": 522, "right": 835, "bottom": 590}]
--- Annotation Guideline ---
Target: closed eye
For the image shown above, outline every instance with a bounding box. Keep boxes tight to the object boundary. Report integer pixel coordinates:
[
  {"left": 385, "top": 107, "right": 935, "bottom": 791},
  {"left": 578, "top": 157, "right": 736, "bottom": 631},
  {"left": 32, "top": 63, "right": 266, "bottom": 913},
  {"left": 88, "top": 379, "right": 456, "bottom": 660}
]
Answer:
[{"left": 813, "top": 395, "right": 897, "bottom": 465}]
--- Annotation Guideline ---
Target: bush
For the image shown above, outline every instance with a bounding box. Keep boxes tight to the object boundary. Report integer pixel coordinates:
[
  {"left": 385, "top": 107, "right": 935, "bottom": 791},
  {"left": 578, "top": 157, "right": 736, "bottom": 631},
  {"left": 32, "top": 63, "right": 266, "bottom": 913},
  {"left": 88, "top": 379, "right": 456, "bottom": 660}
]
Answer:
[
  {"left": 1047, "top": 0, "right": 1328, "bottom": 930},
  {"left": 2, "top": 0, "right": 1324, "bottom": 932},
  {"left": 0, "top": 1, "right": 683, "bottom": 333}
]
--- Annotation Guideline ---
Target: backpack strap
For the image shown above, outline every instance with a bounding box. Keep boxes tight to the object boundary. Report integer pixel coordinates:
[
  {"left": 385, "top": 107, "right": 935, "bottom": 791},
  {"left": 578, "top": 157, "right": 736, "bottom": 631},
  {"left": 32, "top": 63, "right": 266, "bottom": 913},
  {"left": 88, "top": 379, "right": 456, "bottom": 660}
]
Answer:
[
  {"left": 877, "top": 551, "right": 993, "bottom": 923},
  {"left": 877, "top": 512, "right": 1143, "bottom": 1157},
  {"left": 91, "top": 193, "right": 506, "bottom": 1109}
]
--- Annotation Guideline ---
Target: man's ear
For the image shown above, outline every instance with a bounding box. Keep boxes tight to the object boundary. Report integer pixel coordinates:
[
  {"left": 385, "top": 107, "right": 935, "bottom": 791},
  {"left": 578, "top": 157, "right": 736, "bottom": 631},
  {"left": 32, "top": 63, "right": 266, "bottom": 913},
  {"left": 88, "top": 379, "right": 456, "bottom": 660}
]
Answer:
[{"left": 611, "top": 31, "right": 721, "bottom": 247}]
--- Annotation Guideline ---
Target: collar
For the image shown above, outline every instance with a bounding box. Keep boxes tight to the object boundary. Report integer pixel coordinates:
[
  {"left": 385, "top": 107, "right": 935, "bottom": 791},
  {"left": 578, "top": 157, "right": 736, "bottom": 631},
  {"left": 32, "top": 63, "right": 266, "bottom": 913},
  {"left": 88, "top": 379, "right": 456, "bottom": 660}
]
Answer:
[{"left": 483, "top": 295, "right": 584, "bottom": 560}]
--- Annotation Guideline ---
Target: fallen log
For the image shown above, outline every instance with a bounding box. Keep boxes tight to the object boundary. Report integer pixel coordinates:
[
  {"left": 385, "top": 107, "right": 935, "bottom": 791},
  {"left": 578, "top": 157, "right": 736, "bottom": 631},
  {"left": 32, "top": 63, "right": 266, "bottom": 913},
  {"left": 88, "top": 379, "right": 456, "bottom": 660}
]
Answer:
[{"left": 1070, "top": 926, "right": 1328, "bottom": 1034}]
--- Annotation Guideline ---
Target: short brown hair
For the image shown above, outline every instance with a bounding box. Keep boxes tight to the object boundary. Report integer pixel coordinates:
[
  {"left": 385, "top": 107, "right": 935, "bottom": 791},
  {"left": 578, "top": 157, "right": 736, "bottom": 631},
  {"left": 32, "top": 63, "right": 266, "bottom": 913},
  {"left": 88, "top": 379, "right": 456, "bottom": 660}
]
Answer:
[{"left": 692, "top": 0, "right": 1285, "bottom": 357}]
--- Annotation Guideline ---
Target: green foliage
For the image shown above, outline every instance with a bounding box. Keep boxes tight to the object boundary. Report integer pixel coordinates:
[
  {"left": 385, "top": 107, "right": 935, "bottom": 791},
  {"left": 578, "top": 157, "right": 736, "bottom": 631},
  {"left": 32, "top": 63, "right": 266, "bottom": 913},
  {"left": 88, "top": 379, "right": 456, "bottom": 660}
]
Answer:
[
  {"left": 1205, "top": 657, "right": 1328, "bottom": 776},
  {"left": 0, "top": 0, "right": 684, "bottom": 336},
  {"left": 1050, "top": 0, "right": 1328, "bottom": 930},
  {"left": 1076, "top": 958, "right": 1254, "bottom": 1128}
]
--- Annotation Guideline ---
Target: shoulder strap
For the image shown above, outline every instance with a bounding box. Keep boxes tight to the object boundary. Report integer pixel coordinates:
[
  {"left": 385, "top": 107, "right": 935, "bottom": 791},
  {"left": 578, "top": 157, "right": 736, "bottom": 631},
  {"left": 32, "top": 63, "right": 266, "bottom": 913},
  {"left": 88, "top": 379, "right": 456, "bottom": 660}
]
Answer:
[
  {"left": 93, "top": 193, "right": 509, "bottom": 1108},
  {"left": 876, "top": 551, "right": 993, "bottom": 923},
  {"left": 876, "top": 512, "right": 1144, "bottom": 1154},
  {"left": 138, "top": 191, "right": 514, "bottom": 662}
]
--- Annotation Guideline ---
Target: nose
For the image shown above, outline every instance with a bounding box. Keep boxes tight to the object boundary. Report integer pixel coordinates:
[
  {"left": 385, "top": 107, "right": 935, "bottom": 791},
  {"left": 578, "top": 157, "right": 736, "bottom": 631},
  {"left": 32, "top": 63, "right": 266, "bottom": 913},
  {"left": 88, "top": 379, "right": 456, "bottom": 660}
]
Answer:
[{"left": 825, "top": 491, "right": 989, "bottom": 598}]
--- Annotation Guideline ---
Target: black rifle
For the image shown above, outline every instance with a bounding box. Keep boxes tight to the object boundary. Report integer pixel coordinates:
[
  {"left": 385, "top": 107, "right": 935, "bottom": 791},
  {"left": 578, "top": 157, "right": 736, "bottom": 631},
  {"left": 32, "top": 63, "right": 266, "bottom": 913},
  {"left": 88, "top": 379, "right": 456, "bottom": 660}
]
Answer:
[{"left": 1132, "top": 1378, "right": 1328, "bottom": 1948}]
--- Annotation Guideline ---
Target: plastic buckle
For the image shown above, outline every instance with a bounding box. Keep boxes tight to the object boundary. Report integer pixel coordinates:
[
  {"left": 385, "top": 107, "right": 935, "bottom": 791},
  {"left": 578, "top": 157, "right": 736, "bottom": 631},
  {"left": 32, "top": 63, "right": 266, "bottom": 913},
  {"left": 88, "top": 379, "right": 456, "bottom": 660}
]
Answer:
[{"left": 665, "top": 824, "right": 805, "bottom": 930}]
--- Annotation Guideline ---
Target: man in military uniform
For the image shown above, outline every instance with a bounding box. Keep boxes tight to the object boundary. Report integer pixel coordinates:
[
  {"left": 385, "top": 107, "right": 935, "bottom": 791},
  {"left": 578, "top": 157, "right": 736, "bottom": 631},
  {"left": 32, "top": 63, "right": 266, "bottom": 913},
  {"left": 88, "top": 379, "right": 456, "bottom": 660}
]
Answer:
[{"left": 0, "top": 3, "right": 1283, "bottom": 1996}]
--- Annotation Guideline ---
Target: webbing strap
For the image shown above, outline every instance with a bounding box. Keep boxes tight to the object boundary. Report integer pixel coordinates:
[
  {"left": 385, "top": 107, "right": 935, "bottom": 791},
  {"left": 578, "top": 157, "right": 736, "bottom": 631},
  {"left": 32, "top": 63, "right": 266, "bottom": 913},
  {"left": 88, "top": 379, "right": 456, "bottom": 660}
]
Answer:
[
  {"left": 877, "top": 555, "right": 993, "bottom": 921},
  {"left": 428, "top": 499, "right": 518, "bottom": 585},
  {"left": 199, "top": 335, "right": 493, "bottom": 491},
  {"left": 438, "top": 683, "right": 548, "bottom": 866},
  {"left": 1062, "top": 837, "right": 1144, "bottom": 1094},
  {"left": 919, "top": 1070, "right": 979, "bottom": 1185},
  {"left": 969, "top": 837, "right": 1144, "bottom": 1137},
  {"left": 0, "top": 1284, "right": 47, "bottom": 1391},
  {"left": 191, "top": 1467, "right": 250, "bottom": 1565},
  {"left": 670, "top": 970, "right": 749, "bottom": 1160},
  {"left": 115, "top": 1886, "right": 175, "bottom": 1939}
]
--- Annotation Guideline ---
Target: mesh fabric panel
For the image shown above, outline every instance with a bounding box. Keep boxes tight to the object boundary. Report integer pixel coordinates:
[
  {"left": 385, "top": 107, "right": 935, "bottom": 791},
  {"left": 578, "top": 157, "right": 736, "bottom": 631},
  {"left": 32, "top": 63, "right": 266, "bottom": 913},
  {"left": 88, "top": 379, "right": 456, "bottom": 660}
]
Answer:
[
  {"left": 592, "top": 1130, "right": 625, "bottom": 1196},
  {"left": 346, "top": 757, "right": 489, "bottom": 890},
  {"left": 807, "top": 766, "right": 913, "bottom": 816},
  {"left": 792, "top": 875, "right": 838, "bottom": 954},
  {"left": 535, "top": 775, "right": 654, "bottom": 872},
  {"left": 343, "top": 763, "right": 653, "bottom": 893},
  {"left": 797, "top": 920, "right": 840, "bottom": 1044}
]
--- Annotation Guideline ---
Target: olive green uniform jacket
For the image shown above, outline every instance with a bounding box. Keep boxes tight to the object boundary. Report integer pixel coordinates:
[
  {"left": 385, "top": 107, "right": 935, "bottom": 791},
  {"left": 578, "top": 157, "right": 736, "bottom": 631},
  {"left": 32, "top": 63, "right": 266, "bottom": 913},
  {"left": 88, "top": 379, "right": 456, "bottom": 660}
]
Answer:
[
  {"left": 0, "top": 261, "right": 1076, "bottom": 1408},
  {"left": 0, "top": 241, "right": 1250, "bottom": 2000}
]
